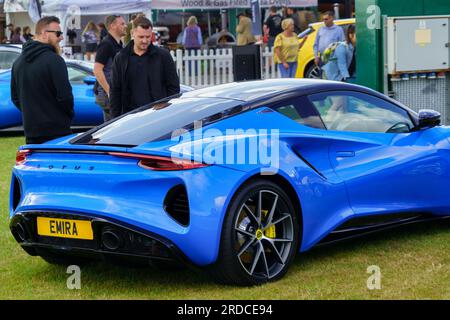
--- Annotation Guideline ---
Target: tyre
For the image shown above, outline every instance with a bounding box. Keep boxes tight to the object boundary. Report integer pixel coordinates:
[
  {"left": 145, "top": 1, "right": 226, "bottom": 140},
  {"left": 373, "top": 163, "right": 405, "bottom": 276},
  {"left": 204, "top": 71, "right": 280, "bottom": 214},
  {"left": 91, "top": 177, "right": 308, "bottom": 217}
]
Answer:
[
  {"left": 209, "top": 179, "right": 300, "bottom": 286},
  {"left": 304, "top": 63, "right": 322, "bottom": 79}
]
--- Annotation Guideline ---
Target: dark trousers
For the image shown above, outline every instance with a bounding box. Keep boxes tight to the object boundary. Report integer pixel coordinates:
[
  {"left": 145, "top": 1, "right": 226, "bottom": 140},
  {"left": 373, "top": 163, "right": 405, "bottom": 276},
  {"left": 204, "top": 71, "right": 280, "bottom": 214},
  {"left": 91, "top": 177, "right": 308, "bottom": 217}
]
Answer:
[
  {"left": 317, "top": 57, "right": 323, "bottom": 79},
  {"left": 267, "top": 36, "right": 276, "bottom": 49},
  {"left": 95, "top": 93, "right": 112, "bottom": 122},
  {"left": 26, "top": 134, "right": 68, "bottom": 144}
]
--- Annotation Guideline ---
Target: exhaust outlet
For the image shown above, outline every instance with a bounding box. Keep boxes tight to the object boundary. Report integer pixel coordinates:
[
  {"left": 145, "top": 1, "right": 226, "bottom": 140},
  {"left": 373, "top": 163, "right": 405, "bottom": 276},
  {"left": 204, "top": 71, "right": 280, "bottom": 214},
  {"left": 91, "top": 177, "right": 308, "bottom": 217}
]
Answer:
[
  {"left": 15, "top": 222, "right": 27, "bottom": 242},
  {"left": 101, "top": 228, "right": 123, "bottom": 251}
]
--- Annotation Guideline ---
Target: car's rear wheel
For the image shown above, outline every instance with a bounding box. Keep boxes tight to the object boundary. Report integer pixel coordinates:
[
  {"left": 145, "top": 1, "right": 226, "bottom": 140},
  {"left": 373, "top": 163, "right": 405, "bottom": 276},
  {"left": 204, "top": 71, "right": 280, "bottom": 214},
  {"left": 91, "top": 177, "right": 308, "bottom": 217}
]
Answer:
[
  {"left": 209, "top": 179, "right": 300, "bottom": 286},
  {"left": 305, "top": 63, "right": 322, "bottom": 79}
]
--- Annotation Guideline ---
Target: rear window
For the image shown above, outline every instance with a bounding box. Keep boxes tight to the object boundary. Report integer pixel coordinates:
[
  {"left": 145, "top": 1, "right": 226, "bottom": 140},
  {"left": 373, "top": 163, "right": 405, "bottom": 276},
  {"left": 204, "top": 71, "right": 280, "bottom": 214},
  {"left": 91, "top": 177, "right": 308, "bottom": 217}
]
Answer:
[{"left": 70, "top": 97, "right": 243, "bottom": 147}]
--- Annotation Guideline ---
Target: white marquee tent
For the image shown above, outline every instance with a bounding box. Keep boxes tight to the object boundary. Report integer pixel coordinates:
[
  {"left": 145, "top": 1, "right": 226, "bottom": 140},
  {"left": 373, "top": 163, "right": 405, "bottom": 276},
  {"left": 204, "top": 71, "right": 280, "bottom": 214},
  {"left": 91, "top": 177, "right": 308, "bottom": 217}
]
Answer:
[
  {"left": 150, "top": 0, "right": 317, "bottom": 10},
  {"left": 41, "top": 0, "right": 152, "bottom": 16},
  {"left": 40, "top": 0, "right": 151, "bottom": 44},
  {"left": 4, "top": 0, "right": 152, "bottom": 46}
]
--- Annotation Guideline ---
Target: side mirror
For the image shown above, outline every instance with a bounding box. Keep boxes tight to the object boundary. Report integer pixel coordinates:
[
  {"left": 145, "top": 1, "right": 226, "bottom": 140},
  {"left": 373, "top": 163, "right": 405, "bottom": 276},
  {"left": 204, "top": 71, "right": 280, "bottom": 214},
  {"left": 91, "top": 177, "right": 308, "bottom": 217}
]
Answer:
[
  {"left": 83, "top": 76, "right": 96, "bottom": 85},
  {"left": 418, "top": 109, "right": 441, "bottom": 129}
]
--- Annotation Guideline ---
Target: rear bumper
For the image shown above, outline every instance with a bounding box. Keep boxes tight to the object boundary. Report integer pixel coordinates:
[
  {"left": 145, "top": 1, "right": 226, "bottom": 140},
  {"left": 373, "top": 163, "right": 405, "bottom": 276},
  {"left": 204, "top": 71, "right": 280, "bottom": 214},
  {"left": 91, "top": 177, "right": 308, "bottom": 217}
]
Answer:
[
  {"left": 10, "top": 211, "right": 195, "bottom": 268},
  {"left": 11, "top": 158, "right": 248, "bottom": 266}
]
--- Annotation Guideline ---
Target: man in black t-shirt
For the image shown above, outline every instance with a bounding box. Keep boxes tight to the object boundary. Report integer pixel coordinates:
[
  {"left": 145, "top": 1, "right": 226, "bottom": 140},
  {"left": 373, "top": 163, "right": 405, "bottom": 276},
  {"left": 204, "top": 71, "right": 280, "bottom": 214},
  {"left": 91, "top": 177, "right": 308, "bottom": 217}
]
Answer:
[
  {"left": 93, "top": 15, "right": 126, "bottom": 122},
  {"left": 264, "top": 6, "right": 283, "bottom": 48}
]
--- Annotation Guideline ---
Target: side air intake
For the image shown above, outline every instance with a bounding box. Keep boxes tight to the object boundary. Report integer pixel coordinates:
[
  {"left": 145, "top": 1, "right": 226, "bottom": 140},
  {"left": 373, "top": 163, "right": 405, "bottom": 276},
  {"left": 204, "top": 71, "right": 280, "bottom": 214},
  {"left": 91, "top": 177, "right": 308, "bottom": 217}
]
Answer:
[
  {"left": 163, "top": 185, "right": 190, "bottom": 226},
  {"left": 12, "top": 176, "right": 22, "bottom": 212}
]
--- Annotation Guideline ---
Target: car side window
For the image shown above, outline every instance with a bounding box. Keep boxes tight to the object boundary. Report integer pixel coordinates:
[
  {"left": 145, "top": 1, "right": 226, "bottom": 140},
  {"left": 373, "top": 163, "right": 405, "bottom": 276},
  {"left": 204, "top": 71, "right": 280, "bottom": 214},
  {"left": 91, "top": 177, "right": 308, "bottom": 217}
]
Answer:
[
  {"left": 276, "top": 105, "right": 303, "bottom": 122},
  {"left": 0, "top": 51, "right": 20, "bottom": 70},
  {"left": 308, "top": 91, "right": 415, "bottom": 133},
  {"left": 67, "top": 66, "right": 90, "bottom": 83},
  {"left": 271, "top": 97, "right": 326, "bottom": 130}
]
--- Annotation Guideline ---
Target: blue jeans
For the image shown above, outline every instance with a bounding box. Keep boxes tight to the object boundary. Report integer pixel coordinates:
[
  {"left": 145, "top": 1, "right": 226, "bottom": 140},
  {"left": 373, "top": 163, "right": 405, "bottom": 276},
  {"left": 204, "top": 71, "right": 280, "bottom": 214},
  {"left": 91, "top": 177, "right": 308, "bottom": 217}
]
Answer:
[
  {"left": 278, "top": 62, "right": 298, "bottom": 78},
  {"left": 267, "top": 36, "right": 275, "bottom": 49}
]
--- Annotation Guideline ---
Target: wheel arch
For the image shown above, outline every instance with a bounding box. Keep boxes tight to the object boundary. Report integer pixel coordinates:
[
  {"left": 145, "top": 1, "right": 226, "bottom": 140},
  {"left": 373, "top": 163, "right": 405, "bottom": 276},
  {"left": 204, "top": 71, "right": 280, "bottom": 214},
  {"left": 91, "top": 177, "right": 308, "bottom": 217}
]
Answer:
[
  {"left": 226, "top": 173, "right": 304, "bottom": 250},
  {"left": 303, "top": 59, "right": 316, "bottom": 78},
  {"left": 209, "top": 172, "right": 304, "bottom": 284}
]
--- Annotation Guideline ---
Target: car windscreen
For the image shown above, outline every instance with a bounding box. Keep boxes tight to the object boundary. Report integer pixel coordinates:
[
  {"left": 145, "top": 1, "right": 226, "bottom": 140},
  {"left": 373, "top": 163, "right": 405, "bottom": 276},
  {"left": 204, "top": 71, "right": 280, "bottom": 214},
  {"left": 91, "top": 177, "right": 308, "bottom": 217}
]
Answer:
[
  {"left": 70, "top": 96, "right": 244, "bottom": 147},
  {"left": 298, "top": 27, "right": 314, "bottom": 39}
]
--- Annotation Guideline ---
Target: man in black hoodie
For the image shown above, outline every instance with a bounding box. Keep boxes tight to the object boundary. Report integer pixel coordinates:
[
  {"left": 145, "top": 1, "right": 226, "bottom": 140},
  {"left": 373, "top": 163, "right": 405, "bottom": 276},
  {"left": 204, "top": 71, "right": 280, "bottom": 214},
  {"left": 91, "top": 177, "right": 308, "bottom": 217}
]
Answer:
[
  {"left": 11, "top": 16, "right": 74, "bottom": 144},
  {"left": 110, "top": 16, "right": 180, "bottom": 118}
]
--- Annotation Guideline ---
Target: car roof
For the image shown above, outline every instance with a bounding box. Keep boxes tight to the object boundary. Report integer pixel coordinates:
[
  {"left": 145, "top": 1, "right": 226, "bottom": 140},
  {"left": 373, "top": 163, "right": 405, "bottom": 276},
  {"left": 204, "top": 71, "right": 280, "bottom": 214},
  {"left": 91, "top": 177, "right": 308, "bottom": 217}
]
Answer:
[
  {"left": 0, "top": 44, "right": 22, "bottom": 53},
  {"left": 179, "top": 79, "right": 375, "bottom": 104},
  {"left": 310, "top": 18, "right": 355, "bottom": 27},
  {"left": 307, "top": 18, "right": 355, "bottom": 30},
  {"left": 65, "top": 59, "right": 94, "bottom": 70},
  {"left": 0, "top": 44, "right": 22, "bottom": 48}
]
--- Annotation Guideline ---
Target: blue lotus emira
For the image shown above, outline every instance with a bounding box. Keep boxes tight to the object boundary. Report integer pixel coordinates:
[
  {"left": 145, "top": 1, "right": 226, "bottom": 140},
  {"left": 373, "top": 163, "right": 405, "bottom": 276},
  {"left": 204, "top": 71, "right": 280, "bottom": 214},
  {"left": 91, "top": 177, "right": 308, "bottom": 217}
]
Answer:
[{"left": 9, "top": 79, "right": 450, "bottom": 285}]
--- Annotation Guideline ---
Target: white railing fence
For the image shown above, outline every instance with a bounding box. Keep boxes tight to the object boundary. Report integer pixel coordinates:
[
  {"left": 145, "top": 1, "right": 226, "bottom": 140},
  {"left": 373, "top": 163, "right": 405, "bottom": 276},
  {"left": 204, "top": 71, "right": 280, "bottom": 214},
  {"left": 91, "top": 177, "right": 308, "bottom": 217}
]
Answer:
[
  {"left": 170, "top": 47, "right": 280, "bottom": 88},
  {"left": 261, "top": 47, "right": 280, "bottom": 81}
]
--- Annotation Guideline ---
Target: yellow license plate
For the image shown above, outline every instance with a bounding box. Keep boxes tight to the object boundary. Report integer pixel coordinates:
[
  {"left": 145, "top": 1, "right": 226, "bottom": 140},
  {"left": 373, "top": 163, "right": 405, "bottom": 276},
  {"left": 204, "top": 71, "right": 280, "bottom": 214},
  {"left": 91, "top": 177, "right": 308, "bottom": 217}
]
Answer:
[{"left": 37, "top": 217, "right": 93, "bottom": 240}]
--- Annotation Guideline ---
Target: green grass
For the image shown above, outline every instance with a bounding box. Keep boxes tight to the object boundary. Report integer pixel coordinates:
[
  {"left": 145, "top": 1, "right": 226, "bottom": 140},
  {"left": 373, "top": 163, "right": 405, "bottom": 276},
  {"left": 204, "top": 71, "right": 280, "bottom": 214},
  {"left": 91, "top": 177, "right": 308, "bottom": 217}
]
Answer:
[{"left": 0, "top": 134, "right": 449, "bottom": 299}]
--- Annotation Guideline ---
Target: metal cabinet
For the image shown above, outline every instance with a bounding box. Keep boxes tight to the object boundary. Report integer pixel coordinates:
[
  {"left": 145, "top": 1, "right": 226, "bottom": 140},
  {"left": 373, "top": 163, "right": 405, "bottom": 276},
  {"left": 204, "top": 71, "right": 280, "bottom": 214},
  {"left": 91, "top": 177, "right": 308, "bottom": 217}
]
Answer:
[{"left": 387, "top": 16, "right": 450, "bottom": 73}]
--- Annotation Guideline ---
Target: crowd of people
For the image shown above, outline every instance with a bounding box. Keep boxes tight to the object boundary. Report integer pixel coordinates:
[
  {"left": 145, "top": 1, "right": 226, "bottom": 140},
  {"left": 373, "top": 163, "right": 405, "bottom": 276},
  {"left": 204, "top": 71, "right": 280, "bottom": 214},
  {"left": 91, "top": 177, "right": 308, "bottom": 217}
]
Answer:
[
  {"left": 9, "top": 9, "right": 356, "bottom": 144},
  {"left": 5, "top": 8, "right": 355, "bottom": 80},
  {"left": 236, "top": 7, "right": 356, "bottom": 81},
  {"left": 4, "top": 23, "right": 34, "bottom": 44},
  {"left": 11, "top": 15, "right": 180, "bottom": 144},
  {"left": 6, "top": 20, "right": 111, "bottom": 61}
]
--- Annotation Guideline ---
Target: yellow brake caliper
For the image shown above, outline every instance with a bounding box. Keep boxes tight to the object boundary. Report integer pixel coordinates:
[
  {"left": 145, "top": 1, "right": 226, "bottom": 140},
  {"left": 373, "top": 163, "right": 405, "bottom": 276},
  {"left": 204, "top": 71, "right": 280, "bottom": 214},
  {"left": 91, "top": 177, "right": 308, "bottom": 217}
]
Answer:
[{"left": 261, "top": 209, "right": 276, "bottom": 239}]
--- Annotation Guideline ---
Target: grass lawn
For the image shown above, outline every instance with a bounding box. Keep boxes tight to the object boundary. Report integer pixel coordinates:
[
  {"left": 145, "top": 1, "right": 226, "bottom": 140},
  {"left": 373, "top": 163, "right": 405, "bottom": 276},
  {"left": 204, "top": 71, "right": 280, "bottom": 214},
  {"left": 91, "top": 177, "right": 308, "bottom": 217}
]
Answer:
[{"left": 0, "top": 133, "right": 449, "bottom": 299}]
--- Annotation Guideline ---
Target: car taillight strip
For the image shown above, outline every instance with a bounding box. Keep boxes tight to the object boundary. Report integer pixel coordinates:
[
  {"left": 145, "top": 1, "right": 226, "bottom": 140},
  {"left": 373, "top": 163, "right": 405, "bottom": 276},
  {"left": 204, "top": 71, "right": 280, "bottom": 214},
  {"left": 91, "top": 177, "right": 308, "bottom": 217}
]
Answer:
[
  {"left": 15, "top": 149, "right": 32, "bottom": 166},
  {"left": 108, "top": 152, "right": 208, "bottom": 171}
]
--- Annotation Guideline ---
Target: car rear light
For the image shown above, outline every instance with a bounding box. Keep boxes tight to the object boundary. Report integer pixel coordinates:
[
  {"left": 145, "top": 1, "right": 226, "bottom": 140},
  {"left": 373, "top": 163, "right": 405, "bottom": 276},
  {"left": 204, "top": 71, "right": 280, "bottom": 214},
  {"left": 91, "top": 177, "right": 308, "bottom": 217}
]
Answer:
[
  {"left": 108, "top": 152, "right": 209, "bottom": 171},
  {"left": 16, "top": 149, "right": 32, "bottom": 165}
]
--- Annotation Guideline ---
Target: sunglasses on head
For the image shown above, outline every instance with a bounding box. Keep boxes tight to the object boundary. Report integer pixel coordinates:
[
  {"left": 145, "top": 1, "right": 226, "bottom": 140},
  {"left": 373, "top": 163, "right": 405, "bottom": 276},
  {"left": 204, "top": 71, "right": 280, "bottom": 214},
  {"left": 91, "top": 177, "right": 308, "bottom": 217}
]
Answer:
[{"left": 46, "top": 30, "right": 63, "bottom": 37}]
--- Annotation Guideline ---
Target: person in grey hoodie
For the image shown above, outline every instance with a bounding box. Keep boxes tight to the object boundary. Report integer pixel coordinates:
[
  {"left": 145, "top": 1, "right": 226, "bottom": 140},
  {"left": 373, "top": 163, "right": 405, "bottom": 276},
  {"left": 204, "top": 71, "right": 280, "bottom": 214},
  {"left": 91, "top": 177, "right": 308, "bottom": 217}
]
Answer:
[{"left": 11, "top": 16, "right": 74, "bottom": 144}]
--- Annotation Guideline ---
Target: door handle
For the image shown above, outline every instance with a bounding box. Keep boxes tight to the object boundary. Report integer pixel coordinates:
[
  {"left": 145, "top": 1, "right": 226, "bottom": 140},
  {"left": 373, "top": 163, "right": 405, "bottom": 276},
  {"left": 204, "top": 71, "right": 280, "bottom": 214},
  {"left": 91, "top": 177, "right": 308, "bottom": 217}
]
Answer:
[{"left": 336, "top": 151, "right": 355, "bottom": 158}]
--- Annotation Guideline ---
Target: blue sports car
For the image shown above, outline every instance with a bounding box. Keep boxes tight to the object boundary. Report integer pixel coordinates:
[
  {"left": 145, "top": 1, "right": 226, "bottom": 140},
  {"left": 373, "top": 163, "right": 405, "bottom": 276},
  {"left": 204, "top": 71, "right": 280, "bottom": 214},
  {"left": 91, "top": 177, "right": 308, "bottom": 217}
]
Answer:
[
  {"left": 0, "top": 60, "right": 103, "bottom": 129},
  {"left": 9, "top": 79, "right": 450, "bottom": 285}
]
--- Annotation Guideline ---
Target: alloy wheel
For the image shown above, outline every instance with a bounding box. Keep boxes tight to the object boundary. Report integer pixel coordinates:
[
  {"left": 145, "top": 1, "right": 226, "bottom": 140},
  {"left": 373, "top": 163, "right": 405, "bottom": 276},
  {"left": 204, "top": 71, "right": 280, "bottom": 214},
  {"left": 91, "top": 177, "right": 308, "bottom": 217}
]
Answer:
[{"left": 234, "top": 190, "right": 294, "bottom": 280}]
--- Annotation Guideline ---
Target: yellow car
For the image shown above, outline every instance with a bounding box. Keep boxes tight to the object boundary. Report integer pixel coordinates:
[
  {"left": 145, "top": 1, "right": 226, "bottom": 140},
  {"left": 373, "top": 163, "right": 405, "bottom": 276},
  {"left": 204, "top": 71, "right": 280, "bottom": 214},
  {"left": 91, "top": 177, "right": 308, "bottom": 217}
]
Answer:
[{"left": 295, "top": 18, "right": 355, "bottom": 79}]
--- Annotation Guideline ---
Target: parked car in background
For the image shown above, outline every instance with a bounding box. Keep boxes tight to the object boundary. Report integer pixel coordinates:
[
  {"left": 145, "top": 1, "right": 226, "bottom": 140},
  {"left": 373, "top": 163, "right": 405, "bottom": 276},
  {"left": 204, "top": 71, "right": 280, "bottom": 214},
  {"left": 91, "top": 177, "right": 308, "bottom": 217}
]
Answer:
[
  {"left": 0, "top": 60, "right": 103, "bottom": 129},
  {"left": 295, "top": 18, "right": 355, "bottom": 79},
  {"left": 0, "top": 44, "right": 22, "bottom": 71}
]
